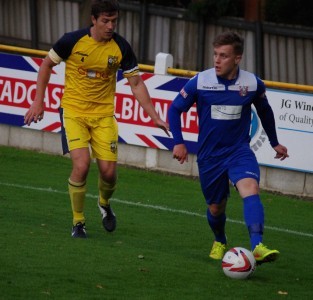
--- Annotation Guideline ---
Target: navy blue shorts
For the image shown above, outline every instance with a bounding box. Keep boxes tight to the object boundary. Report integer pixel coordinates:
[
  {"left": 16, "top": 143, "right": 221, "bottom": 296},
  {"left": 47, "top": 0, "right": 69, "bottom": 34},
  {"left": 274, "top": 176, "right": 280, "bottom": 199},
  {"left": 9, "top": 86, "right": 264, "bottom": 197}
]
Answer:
[{"left": 197, "top": 146, "right": 260, "bottom": 205}]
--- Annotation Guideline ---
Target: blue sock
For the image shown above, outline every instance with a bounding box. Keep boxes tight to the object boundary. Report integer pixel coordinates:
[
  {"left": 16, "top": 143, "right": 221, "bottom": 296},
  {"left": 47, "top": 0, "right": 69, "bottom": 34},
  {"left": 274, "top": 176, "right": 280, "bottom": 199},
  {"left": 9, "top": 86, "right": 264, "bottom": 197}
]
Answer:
[
  {"left": 207, "top": 209, "right": 227, "bottom": 244},
  {"left": 243, "top": 195, "right": 264, "bottom": 250}
]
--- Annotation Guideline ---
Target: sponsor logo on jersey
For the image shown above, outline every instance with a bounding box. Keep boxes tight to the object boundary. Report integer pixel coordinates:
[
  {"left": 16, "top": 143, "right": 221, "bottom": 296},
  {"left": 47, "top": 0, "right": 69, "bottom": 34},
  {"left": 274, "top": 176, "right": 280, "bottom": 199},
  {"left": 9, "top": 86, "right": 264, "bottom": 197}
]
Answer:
[
  {"left": 75, "top": 52, "right": 89, "bottom": 62},
  {"left": 211, "top": 105, "right": 242, "bottom": 120},
  {"left": 180, "top": 88, "right": 188, "bottom": 99},
  {"left": 78, "top": 67, "right": 109, "bottom": 80},
  {"left": 201, "top": 84, "right": 225, "bottom": 90},
  {"left": 69, "top": 138, "right": 81, "bottom": 143},
  {"left": 245, "top": 171, "right": 259, "bottom": 178}
]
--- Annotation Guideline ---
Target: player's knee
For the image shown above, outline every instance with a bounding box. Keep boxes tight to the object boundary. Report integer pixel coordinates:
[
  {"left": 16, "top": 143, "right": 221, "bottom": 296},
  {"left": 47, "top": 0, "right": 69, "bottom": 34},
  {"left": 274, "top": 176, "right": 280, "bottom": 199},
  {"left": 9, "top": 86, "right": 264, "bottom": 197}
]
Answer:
[
  {"left": 72, "top": 161, "right": 90, "bottom": 179},
  {"left": 99, "top": 169, "right": 117, "bottom": 184},
  {"left": 208, "top": 198, "right": 227, "bottom": 216},
  {"left": 208, "top": 204, "right": 225, "bottom": 217},
  {"left": 249, "top": 183, "right": 259, "bottom": 195},
  {"left": 238, "top": 180, "right": 259, "bottom": 198}
]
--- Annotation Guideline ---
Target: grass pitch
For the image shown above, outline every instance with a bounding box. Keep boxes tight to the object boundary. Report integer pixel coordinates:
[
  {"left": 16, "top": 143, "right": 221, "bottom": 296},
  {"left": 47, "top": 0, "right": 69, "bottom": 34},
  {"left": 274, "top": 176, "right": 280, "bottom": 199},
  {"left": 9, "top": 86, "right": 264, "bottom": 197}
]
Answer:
[{"left": 0, "top": 146, "right": 312, "bottom": 299}]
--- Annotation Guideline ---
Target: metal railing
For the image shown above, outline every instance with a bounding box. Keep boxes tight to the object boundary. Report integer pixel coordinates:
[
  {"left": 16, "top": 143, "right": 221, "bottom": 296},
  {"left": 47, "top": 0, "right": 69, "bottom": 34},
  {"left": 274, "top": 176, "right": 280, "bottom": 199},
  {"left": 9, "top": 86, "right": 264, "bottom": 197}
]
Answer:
[{"left": 1, "top": 44, "right": 313, "bottom": 93}]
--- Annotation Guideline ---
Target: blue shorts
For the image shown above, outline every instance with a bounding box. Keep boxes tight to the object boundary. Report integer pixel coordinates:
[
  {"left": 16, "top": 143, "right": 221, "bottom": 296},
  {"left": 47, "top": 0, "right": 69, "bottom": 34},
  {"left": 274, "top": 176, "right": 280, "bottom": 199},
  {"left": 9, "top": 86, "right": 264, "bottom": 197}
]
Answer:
[{"left": 197, "top": 146, "right": 260, "bottom": 205}]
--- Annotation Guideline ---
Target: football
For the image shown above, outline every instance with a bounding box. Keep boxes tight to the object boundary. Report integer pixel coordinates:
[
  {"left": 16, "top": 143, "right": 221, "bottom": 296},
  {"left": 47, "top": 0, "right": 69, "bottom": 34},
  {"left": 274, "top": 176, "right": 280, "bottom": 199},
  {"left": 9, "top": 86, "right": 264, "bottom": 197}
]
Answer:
[{"left": 222, "top": 247, "right": 256, "bottom": 279}]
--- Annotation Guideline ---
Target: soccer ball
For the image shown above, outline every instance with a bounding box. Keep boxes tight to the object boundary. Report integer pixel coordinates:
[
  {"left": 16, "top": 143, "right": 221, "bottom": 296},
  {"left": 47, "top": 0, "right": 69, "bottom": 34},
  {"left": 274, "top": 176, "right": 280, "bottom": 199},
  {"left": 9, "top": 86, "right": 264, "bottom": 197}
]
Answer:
[{"left": 222, "top": 247, "right": 256, "bottom": 279}]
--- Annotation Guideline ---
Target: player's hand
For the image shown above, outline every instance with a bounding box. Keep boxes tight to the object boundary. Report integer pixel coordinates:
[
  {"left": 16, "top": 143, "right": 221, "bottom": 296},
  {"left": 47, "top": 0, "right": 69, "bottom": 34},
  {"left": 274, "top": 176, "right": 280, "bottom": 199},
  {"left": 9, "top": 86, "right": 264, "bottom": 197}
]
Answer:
[
  {"left": 173, "top": 144, "right": 188, "bottom": 164},
  {"left": 155, "top": 119, "right": 170, "bottom": 137},
  {"left": 273, "top": 144, "right": 289, "bottom": 161},
  {"left": 24, "top": 101, "right": 45, "bottom": 126}
]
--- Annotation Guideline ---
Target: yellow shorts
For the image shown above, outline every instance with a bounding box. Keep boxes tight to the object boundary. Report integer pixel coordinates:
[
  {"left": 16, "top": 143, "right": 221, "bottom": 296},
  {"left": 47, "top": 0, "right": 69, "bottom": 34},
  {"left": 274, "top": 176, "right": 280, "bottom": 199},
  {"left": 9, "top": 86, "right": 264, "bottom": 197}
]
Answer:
[{"left": 62, "top": 112, "right": 118, "bottom": 161}]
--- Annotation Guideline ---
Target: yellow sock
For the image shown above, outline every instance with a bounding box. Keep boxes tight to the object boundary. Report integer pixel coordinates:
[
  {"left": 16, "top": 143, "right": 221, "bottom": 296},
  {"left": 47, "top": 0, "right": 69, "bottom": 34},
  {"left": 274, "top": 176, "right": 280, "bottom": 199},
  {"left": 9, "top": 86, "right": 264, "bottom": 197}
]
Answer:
[
  {"left": 98, "top": 177, "right": 116, "bottom": 207},
  {"left": 68, "top": 179, "right": 87, "bottom": 225}
]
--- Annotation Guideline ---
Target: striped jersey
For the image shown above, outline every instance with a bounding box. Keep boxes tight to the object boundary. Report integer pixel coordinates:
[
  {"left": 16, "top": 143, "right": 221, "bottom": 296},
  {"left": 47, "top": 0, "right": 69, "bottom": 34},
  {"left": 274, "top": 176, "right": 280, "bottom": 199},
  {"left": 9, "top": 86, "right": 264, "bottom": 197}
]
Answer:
[{"left": 169, "top": 68, "right": 278, "bottom": 161}]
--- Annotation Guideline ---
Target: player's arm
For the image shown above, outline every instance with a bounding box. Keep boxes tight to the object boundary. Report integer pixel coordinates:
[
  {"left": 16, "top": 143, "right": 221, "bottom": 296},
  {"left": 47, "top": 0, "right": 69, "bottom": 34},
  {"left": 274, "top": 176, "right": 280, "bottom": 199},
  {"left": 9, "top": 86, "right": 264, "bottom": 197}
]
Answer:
[
  {"left": 168, "top": 104, "right": 188, "bottom": 164},
  {"left": 24, "top": 30, "right": 75, "bottom": 125},
  {"left": 168, "top": 78, "right": 197, "bottom": 164},
  {"left": 253, "top": 89, "right": 289, "bottom": 160},
  {"left": 127, "top": 74, "right": 169, "bottom": 136},
  {"left": 24, "top": 55, "right": 57, "bottom": 125},
  {"left": 253, "top": 92, "right": 278, "bottom": 147}
]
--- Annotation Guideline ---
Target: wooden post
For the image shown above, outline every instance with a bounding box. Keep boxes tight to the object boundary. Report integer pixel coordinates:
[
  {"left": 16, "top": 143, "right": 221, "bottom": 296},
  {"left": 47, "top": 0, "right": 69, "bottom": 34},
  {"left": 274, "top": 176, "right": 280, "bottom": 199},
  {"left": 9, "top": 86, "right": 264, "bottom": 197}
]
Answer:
[{"left": 244, "top": 0, "right": 265, "bottom": 22}]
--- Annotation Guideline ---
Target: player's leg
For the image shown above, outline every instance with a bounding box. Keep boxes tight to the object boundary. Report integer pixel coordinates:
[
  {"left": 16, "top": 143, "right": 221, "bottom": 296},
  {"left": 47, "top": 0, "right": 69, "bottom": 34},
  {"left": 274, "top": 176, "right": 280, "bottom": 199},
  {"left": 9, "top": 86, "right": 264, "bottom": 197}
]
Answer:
[
  {"left": 198, "top": 160, "right": 229, "bottom": 259},
  {"left": 97, "top": 160, "right": 117, "bottom": 206},
  {"left": 229, "top": 148, "right": 279, "bottom": 264},
  {"left": 61, "top": 110, "right": 91, "bottom": 238},
  {"left": 91, "top": 116, "right": 118, "bottom": 232},
  {"left": 239, "top": 182, "right": 279, "bottom": 264},
  {"left": 207, "top": 200, "right": 227, "bottom": 245},
  {"left": 97, "top": 160, "right": 117, "bottom": 232},
  {"left": 236, "top": 178, "right": 264, "bottom": 249},
  {"left": 207, "top": 199, "right": 228, "bottom": 259},
  {"left": 69, "top": 148, "right": 90, "bottom": 237}
]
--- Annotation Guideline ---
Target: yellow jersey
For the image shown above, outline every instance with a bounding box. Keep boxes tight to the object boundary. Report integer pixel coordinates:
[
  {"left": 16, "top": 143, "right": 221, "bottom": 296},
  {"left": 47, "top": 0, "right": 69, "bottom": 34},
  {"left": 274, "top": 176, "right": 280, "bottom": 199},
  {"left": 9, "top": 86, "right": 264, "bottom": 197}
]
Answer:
[{"left": 48, "top": 27, "right": 139, "bottom": 117}]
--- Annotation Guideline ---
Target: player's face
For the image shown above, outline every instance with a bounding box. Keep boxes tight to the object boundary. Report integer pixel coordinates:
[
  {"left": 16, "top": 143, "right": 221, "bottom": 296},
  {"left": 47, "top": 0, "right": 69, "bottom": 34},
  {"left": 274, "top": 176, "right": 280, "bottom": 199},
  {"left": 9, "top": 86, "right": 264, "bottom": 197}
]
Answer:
[
  {"left": 91, "top": 12, "right": 118, "bottom": 42},
  {"left": 213, "top": 45, "right": 241, "bottom": 80}
]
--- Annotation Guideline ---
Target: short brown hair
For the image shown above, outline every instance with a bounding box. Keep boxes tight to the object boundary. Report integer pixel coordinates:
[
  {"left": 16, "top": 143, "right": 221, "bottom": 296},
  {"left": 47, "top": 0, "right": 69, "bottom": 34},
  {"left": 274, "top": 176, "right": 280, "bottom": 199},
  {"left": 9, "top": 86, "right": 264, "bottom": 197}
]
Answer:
[
  {"left": 213, "top": 31, "right": 244, "bottom": 55},
  {"left": 91, "top": 0, "right": 120, "bottom": 19}
]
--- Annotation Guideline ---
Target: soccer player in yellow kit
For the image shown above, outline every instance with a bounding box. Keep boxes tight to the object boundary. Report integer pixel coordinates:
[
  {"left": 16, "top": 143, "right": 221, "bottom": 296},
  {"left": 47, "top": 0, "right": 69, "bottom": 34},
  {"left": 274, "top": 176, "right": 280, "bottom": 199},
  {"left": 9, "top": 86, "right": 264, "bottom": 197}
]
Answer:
[{"left": 24, "top": 0, "right": 169, "bottom": 238}]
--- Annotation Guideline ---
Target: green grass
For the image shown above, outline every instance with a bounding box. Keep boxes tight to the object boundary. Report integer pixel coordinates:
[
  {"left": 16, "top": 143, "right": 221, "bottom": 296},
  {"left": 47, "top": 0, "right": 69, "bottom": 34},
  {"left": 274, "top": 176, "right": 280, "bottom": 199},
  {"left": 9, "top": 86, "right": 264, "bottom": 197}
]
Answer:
[{"left": 0, "top": 146, "right": 312, "bottom": 299}]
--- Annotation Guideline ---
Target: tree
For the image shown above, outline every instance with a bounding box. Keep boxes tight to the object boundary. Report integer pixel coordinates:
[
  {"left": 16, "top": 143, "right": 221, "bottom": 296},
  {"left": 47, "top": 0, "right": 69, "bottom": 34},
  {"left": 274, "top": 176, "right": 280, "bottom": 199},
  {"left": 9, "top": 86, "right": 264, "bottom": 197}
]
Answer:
[{"left": 265, "top": 0, "right": 313, "bottom": 27}]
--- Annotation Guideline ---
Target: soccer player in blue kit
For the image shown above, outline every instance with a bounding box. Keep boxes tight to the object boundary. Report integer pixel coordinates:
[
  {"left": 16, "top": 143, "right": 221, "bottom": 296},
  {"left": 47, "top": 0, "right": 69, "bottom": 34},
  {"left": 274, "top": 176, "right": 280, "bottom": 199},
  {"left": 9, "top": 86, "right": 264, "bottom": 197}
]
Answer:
[{"left": 168, "top": 31, "right": 289, "bottom": 264}]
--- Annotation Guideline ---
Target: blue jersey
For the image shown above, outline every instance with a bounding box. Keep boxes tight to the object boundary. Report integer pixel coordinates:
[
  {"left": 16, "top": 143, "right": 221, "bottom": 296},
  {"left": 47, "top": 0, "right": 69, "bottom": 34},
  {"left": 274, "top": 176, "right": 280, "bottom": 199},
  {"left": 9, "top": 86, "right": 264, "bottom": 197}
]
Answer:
[{"left": 168, "top": 68, "right": 278, "bottom": 162}]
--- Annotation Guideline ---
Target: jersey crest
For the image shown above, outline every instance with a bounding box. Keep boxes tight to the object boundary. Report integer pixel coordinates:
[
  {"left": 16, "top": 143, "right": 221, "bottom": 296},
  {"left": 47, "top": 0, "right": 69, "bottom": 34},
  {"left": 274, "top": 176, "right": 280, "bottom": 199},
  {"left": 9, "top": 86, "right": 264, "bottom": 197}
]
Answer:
[
  {"left": 108, "top": 55, "right": 119, "bottom": 69},
  {"left": 239, "top": 85, "right": 248, "bottom": 96}
]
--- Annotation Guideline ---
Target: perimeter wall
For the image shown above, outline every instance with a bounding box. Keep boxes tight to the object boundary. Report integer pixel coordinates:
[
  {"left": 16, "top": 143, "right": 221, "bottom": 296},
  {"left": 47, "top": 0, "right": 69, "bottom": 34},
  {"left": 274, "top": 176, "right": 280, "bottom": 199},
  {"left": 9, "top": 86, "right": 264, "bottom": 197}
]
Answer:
[{"left": 1, "top": 123, "right": 313, "bottom": 198}]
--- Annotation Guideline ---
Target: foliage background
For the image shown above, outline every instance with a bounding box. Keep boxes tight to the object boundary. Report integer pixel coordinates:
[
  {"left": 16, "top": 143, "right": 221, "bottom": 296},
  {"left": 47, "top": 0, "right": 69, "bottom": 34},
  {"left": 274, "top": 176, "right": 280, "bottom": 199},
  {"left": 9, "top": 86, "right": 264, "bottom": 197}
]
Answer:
[{"left": 136, "top": 0, "right": 313, "bottom": 27}]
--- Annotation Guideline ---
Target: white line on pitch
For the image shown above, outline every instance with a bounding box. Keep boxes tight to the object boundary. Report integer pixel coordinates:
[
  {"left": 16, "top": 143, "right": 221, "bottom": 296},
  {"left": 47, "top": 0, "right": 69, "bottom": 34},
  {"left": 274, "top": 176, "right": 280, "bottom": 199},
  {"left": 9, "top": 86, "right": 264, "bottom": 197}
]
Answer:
[{"left": 1, "top": 181, "right": 313, "bottom": 238}]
